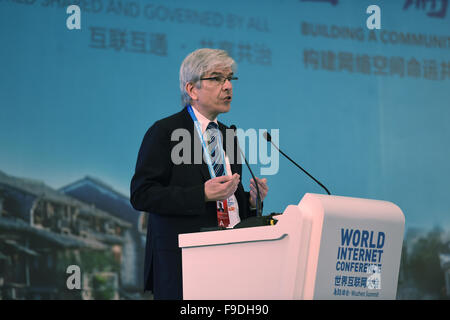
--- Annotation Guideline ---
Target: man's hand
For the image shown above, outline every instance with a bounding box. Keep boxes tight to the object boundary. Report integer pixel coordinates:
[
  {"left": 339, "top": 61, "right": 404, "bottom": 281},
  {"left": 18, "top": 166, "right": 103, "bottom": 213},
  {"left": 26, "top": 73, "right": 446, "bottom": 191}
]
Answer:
[
  {"left": 204, "top": 173, "right": 240, "bottom": 202},
  {"left": 249, "top": 177, "right": 268, "bottom": 208}
]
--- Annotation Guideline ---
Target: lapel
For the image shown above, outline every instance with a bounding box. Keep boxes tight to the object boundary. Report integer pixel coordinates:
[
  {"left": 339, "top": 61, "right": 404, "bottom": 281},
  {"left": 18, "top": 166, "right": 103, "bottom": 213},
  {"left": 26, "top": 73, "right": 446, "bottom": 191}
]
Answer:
[{"left": 180, "top": 107, "right": 210, "bottom": 181}]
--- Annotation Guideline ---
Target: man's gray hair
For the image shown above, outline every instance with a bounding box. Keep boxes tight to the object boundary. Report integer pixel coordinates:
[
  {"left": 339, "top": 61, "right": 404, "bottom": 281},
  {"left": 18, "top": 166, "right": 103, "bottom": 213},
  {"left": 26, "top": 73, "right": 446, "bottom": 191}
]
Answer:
[{"left": 179, "top": 48, "right": 237, "bottom": 107}]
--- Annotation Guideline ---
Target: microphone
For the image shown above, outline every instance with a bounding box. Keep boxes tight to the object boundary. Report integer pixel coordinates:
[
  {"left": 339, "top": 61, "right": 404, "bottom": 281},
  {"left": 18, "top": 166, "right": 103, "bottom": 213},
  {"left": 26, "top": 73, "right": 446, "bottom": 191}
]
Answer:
[
  {"left": 230, "top": 125, "right": 262, "bottom": 217},
  {"left": 263, "top": 131, "right": 331, "bottom": 195}
]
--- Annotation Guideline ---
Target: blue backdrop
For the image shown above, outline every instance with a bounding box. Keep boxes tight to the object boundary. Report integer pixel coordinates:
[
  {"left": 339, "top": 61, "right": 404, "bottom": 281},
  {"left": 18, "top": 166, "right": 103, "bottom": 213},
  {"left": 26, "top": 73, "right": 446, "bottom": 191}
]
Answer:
[{"left": 1, "top": 0, "right": 449, "bottom": 230}]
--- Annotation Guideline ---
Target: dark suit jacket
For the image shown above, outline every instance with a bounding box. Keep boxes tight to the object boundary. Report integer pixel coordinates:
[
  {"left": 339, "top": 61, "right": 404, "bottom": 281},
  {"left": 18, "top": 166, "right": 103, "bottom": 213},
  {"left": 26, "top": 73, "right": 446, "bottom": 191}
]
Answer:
[{"left": 130, "top": 107, "right": 256, "bottom": 300}]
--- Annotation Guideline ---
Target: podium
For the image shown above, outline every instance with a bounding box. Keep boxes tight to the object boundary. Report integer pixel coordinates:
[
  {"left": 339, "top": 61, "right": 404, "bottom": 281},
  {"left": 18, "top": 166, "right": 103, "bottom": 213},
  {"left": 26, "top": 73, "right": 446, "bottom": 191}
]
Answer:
[{"left": 179, "top": 193, "right": 405, "bottom": 300}]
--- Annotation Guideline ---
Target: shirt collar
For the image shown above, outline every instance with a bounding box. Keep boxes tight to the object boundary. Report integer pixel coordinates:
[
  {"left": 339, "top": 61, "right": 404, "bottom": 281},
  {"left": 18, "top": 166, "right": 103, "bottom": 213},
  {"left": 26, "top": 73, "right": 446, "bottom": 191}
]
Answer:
[{"left": 191, "top": 106, "right": 218, "bottom": 134}]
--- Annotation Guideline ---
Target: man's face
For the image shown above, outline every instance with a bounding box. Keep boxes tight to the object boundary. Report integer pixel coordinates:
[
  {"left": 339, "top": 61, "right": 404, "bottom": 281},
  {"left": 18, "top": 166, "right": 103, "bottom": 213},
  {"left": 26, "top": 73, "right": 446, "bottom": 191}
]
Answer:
[{"left": 193, "top": 67, "right": 233, "bottom": 118}]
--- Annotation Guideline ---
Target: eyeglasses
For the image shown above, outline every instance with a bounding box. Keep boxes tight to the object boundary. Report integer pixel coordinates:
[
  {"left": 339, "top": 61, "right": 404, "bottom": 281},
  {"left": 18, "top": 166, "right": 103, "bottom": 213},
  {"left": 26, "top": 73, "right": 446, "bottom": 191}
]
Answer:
[{"left": 200, "top": 75, "right": 238, "bottom": 85}]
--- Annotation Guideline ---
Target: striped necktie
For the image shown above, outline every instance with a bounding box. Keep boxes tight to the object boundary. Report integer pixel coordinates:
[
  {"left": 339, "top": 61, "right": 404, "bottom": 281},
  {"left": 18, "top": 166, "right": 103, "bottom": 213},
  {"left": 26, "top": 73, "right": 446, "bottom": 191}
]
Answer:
[{"left": 205, "top": 122, "right": 225, "bottom": 177}]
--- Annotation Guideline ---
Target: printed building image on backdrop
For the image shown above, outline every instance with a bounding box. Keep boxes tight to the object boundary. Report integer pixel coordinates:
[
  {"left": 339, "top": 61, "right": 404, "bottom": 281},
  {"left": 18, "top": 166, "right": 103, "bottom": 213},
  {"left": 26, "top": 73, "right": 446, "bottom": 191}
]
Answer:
[{"left": 0, "top": 0, "right": 449, "bottom": 299}]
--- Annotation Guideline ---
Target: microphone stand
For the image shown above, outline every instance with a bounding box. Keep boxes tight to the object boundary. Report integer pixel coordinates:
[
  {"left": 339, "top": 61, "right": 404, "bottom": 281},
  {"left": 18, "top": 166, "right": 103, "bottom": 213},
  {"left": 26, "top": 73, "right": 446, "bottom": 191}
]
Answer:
[
  {"left": 263, "top": 131, "right": 331, "bottom": 195},
  {"left": 230, "top": 125, "right": 262, "bottom": 217}
]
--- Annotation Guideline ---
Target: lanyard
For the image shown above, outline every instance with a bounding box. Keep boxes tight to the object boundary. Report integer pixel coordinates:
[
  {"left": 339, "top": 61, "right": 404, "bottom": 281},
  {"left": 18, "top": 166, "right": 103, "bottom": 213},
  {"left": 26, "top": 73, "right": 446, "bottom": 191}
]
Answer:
[{"left": 186, "top": 105, "right": 228, "bottom": 179}]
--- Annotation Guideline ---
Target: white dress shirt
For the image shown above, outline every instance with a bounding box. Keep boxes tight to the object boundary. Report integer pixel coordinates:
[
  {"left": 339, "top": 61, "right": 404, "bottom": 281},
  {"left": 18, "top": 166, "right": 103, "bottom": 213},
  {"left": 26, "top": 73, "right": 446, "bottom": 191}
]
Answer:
[{"left": 192, "top": 106, "right": 241, "bottom": 227}]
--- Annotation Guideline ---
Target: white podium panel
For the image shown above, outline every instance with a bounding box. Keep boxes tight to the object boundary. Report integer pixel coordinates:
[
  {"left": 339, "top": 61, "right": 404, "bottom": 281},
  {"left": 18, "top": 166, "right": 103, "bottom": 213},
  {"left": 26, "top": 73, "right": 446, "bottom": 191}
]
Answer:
[
  {"left": 179, "top": 193, "right": 405, "bottom": 300},
  {"left": 298, "top": 193, "right": 405, "bottom": 299}
]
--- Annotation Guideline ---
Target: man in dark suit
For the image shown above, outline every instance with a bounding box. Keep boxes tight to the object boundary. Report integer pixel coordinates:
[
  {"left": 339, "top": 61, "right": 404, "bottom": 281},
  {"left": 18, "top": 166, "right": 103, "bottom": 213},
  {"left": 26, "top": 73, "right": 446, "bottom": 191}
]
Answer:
[{"left": 130, "top": 48, "right": 268, "bottom": 300}]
